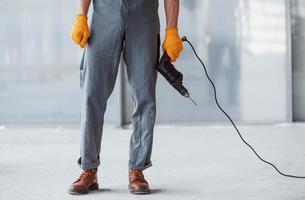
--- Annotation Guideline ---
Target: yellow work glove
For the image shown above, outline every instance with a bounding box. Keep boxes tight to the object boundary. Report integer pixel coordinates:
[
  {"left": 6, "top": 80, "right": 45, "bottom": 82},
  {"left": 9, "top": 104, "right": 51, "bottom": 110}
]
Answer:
[
  {"left": 162, "top": 28, "right": 183, "bottom": 62},
  {"left": 70, "top": 14, "right": 89, "bottom": 48}
]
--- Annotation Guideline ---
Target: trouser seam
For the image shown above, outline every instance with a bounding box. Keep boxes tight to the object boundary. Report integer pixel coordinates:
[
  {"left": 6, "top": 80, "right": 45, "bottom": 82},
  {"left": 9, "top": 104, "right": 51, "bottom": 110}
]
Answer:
[{"left": 132, "top": 111, "right": 142, "bottom": 165}]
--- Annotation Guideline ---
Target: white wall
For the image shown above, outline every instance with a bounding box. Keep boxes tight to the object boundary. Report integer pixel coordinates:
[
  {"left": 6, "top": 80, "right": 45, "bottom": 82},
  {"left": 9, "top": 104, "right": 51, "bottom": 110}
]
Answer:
[
  {"left": 156, "top": 0, "right": 291, "bottom": 123},
  {"left": 0, "top": 0, "right": 292, "bottom": 124}
]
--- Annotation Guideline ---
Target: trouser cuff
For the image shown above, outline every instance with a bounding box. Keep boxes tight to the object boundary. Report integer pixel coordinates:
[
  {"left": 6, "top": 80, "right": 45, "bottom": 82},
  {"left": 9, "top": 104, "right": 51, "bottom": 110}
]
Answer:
[
  {"left": 128, "top": 161, "right": 152, "bottom": 171},
  {"left": 77, "top": 157, "right": 100, "bottom": 170}
]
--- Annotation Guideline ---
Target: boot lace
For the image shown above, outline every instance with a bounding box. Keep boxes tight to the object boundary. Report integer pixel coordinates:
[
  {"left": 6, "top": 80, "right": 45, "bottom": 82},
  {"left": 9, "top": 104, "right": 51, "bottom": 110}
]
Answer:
[
  {"left": 130, "top": 170, "right": 146, "bottom": 183},
  {"left": 78, "top": 169, "right": 95, "bottom": 183}
]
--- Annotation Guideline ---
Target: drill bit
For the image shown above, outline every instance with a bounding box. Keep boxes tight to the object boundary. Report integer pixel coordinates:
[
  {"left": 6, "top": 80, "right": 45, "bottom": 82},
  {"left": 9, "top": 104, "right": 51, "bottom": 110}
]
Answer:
[
  {"left": 188, "top": 96, "right": 198, "bottom": 106},
  {"left": 184, "top": 92, "right": 198, "bottom": 106}
]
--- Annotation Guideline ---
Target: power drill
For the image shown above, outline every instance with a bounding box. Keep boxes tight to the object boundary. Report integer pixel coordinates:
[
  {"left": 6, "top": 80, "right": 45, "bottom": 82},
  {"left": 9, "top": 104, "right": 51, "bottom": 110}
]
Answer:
[
  {"left": 157, "top": 51, "right": 197, "bottom": 105},
  {"left": 157, "top": 36, "right": 305, "bottom": 179}
]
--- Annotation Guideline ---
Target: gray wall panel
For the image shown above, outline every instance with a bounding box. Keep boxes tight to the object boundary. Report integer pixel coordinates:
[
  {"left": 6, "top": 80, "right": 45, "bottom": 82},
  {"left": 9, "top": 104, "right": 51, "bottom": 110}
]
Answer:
[{"left": 291, "top": 0, "right": 305, "bottom": 121}]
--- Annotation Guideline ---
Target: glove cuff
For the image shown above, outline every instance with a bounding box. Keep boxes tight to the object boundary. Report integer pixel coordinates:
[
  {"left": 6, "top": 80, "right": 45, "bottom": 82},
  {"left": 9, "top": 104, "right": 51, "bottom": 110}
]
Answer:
[
  {"left": 165, "top": 28, "right": 179, "bottom": 37},
  {"left": 76, "top": 14, "right": 87, "bottom": 18},
  {"left": 165, "top": 27, "right": 178, "bottom": 32},
  {"left": 76, "top": 14, "right": 88, "bottom": 23}
]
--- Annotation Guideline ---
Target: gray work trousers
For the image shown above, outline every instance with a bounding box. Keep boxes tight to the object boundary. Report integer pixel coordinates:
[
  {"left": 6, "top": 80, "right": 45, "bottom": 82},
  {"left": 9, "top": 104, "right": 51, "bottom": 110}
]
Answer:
[{"left": 77, "top": 0, "right": 160, "bottom": 171}]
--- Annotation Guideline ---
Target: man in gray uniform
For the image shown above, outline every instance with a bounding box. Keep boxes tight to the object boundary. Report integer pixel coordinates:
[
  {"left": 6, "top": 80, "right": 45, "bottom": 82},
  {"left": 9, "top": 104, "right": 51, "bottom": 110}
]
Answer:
[{"left": 69, "top": 0, "right": 183, "bottom": 195}]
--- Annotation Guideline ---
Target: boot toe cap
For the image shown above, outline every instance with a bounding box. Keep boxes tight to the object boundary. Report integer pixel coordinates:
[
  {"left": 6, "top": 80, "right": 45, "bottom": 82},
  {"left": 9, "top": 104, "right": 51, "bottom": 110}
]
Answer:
[{"left": 69, "top": 184, "right": 89, "bottom": 195}]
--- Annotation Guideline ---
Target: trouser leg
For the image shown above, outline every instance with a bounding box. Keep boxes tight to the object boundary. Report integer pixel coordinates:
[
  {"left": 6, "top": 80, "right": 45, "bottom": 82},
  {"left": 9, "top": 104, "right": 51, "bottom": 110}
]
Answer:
[
  {"left": 123, "top": 17, "right": 160, "bottom": 170},
  {"left": 78, "top": 12, "right": 125, "bottom": 170}
]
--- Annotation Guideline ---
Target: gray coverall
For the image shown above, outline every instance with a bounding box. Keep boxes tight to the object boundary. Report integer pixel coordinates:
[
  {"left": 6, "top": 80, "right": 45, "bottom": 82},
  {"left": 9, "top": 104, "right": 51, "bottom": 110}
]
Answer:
[{"left": 77, "top": 0, "right": 160, "bottom": 171}]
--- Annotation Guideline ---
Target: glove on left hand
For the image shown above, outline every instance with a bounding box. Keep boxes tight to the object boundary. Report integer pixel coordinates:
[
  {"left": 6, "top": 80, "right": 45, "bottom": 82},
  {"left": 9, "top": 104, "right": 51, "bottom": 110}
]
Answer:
[{"left": 162, "top": 28, "right": 183, "bottom": 62}]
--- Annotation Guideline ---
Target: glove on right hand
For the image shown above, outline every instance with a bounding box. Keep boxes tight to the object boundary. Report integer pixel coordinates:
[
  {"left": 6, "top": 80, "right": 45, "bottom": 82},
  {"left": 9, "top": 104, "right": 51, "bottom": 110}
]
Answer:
[{"left": 70, "top": 14, "right": 89, "bottom": 48}]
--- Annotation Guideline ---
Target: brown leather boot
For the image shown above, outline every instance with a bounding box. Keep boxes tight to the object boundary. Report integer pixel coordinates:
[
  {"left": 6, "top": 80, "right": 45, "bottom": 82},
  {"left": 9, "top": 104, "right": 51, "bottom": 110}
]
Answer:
[
  {"left": 128, "top": 169, "right": 150, "bottom": 195},
  {"left": 69, "top": 168, "right": 99, "bottom": 195}
]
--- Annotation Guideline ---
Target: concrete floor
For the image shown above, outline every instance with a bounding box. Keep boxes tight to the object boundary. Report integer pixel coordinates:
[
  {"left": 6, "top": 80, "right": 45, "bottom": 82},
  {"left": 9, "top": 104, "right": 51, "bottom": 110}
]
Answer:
[{"left": 1, "top": 123, "right": 305, "bottom": 200}]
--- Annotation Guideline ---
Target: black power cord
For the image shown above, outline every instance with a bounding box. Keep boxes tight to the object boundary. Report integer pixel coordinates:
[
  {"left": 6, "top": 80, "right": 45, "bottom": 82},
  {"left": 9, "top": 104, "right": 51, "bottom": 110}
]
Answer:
[{"left": 182, "top": 36, "right": 305, "bottom": 179}]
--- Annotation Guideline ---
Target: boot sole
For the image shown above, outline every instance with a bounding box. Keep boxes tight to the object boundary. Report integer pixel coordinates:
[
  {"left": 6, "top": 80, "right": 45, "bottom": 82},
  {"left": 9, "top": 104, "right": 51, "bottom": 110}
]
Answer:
[
  {"left": 68, "top": 183, "right": 99, "bottom": 195},
  {"left": 128, "top": 184, "right": 150, "bottom": 195}
]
